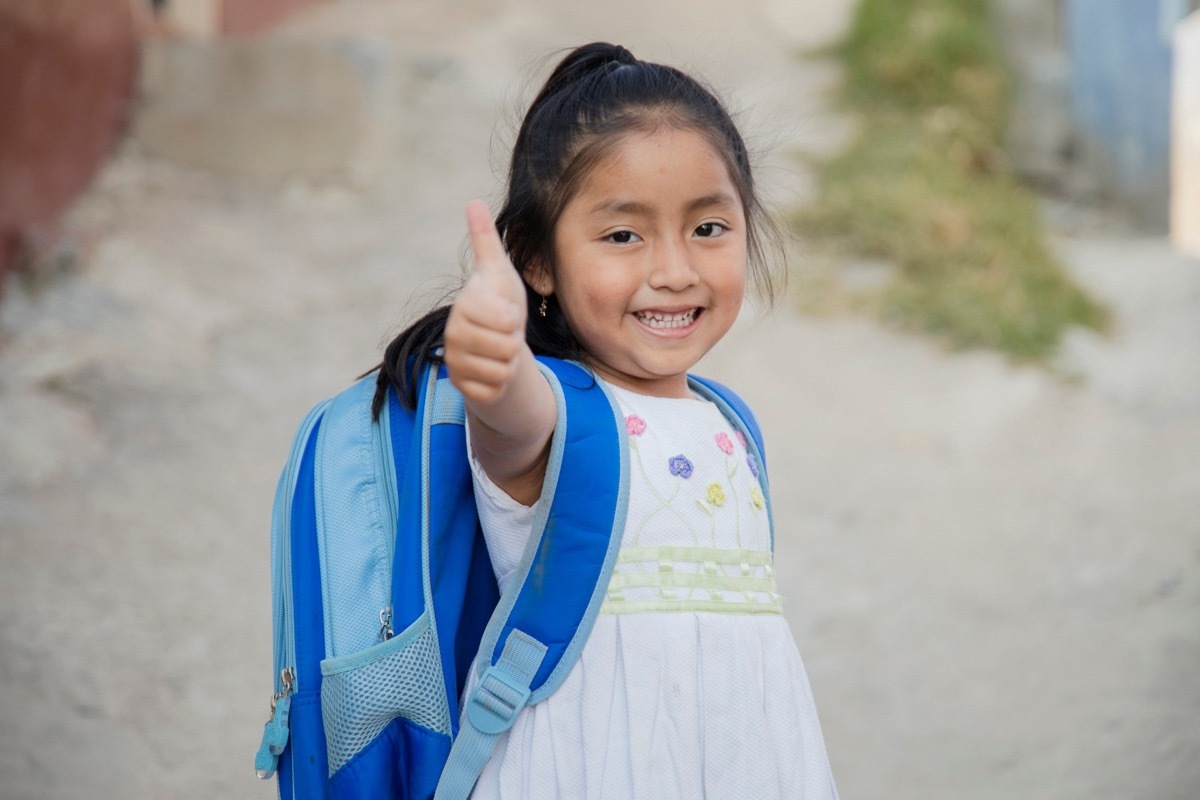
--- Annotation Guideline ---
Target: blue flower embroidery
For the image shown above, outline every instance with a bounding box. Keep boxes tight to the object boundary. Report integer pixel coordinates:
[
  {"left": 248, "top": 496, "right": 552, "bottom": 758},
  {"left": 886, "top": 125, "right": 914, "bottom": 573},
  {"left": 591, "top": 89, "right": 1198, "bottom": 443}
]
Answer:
[
  {"left": 746, "top": 455, "right": 759, "bottom": 479},
  {"left": 668, "top": 454, "right": 694, "bottom": 479}
]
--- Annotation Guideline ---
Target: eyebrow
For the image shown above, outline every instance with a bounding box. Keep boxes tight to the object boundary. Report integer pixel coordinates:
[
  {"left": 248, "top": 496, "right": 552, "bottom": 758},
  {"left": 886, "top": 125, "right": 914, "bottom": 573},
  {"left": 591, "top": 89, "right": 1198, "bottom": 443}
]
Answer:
[{"left": 588, "top": 192, "right": 739, "bottom": 216}]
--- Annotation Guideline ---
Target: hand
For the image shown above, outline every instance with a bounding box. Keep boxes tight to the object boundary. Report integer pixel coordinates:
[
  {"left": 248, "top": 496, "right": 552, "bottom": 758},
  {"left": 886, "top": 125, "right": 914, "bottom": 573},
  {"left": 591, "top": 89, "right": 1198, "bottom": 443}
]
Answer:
[{"left": 444, "top": 200, "right": 530, "bottom": 406}]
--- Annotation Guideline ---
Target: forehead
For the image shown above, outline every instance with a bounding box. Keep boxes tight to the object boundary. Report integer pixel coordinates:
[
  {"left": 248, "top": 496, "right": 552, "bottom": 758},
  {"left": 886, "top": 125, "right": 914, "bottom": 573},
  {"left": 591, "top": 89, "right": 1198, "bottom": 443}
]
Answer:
[{"left": 569, "top": 127, "right": 743, "bottom": 212}]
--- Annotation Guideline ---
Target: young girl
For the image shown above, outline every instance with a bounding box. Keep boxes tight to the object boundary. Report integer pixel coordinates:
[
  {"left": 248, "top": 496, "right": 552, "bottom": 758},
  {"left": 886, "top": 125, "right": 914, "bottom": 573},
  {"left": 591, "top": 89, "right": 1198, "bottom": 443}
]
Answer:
[{"left": 373, "top": 42, "right": 837, "bottom": 799}]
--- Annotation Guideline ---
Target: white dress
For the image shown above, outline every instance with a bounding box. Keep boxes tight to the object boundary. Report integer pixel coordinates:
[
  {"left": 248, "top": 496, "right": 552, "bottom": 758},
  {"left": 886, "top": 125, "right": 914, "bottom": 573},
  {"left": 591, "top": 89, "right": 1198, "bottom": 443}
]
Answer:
[{"left": 464, "top": 382, "right": 838, "bottom": 800}]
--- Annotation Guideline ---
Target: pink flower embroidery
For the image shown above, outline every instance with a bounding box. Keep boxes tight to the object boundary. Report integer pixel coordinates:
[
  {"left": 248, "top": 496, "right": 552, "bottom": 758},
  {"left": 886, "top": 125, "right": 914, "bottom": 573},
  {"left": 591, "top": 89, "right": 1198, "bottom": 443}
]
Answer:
[
  {"left": 625, "top": 415, "right": 646, "bottom": 436},
  {"left": 715, "top": 432, "right": 734, "bottom": 455},
  {"left": 735, "top": 431, "right": 747, "bottom": 450}
]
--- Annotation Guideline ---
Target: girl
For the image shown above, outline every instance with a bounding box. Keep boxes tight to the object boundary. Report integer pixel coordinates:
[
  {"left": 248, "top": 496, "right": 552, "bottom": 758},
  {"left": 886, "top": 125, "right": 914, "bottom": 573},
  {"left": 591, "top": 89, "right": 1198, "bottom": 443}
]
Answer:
[{"left": 373, "top": 42, "right": 837, "bottom": 799}]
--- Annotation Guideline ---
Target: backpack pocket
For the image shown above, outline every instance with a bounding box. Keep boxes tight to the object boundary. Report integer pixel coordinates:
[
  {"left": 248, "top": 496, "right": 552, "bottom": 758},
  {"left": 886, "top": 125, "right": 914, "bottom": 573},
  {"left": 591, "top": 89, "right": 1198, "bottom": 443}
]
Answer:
[{"left": 319, "top": 610, "right": 452, "bottom": 777}]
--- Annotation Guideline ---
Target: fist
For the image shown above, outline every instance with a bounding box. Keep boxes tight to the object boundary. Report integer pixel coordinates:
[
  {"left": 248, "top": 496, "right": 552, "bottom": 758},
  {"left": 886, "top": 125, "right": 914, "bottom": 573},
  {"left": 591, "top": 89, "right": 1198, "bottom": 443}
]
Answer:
[{"left": 444, "top": 200, "right": 530, "bottom": 405}]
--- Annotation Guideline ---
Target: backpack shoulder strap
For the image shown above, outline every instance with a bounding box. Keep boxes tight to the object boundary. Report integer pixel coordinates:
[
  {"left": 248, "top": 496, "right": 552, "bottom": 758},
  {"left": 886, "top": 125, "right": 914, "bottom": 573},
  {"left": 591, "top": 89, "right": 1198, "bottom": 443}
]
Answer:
[
  {"left": 437, "top": 358, "right": 627, "bottom": 799},
  {"left": 688, "top": 374, "right": 775, "bottom": 550}
]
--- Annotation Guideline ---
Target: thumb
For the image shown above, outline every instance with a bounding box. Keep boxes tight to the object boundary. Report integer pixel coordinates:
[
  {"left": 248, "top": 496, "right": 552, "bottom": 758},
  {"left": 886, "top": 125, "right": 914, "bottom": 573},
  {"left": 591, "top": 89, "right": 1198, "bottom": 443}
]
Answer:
[
  {"left": 465, "top": 200, "right": 511, "bottom": 277},
  {"left": 464, "top": 200, "right": 527, "bottom": 312}
]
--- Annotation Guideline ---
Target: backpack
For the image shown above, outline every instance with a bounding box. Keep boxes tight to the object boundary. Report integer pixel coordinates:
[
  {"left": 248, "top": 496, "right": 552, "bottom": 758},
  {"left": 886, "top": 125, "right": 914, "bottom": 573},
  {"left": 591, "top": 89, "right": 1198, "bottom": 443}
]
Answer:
[{"left": 254, "top": 356, "right": 771, "bottom": 799}]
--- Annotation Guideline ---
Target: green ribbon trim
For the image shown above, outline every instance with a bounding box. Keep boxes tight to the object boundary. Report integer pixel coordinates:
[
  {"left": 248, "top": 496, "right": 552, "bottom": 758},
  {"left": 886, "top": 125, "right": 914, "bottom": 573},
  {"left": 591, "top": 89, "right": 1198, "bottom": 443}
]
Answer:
[
  {"left": 599, "top": 597, "right": 783, "bottom": 616},
  {"left": 615, "top": 546, "right": 773, "bottom": 567},
  {"left": 606, "top": 571, "right": 779, "bottom": 593},
  {"left": 600, "top": 545, "right": 782, "bottom": 615}
]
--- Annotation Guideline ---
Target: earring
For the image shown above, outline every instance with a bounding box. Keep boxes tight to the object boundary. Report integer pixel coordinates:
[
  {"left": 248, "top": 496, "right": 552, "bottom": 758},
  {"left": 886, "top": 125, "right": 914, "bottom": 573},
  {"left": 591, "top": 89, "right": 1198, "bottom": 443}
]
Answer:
[{"left": 538, "top": 295, "right": 548, "bottom": 317}]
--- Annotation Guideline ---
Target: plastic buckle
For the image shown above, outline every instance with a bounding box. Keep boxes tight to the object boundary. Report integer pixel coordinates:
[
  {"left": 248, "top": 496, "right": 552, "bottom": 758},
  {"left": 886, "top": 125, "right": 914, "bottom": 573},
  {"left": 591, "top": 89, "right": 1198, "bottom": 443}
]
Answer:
[{"left": 466, "top": 665, "right": 532, "bottom": 735}]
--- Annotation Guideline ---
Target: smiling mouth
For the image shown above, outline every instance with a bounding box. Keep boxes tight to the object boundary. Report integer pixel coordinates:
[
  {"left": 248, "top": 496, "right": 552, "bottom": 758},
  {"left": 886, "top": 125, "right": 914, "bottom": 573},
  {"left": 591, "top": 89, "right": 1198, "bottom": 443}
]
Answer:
[{"left": 633, "top": 308, "right": 700, "bottom": 330}]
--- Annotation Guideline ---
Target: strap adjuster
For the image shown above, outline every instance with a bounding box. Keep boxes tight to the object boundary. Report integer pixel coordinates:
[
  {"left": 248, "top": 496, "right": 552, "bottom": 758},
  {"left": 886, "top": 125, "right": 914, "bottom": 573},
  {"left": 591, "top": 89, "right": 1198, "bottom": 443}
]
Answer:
[{"left": 467, "top": 664, "right": 532, "bottom": 735}]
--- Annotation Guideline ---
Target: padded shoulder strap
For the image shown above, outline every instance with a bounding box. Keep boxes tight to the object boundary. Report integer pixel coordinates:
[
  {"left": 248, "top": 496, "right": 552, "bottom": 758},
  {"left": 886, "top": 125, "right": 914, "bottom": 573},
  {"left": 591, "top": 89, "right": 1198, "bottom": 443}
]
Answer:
[
  {"left": 688, "top": 374, "right": 767, "bottom": 463},
  {"left": 487, "top": 359, "right": 627, "bottom": 696},
  {"left": 437, "top": 358, "right": 627, "bottom": 800},
  {"left": 688, "top": 374, "right": 775, "bottom": 550}
]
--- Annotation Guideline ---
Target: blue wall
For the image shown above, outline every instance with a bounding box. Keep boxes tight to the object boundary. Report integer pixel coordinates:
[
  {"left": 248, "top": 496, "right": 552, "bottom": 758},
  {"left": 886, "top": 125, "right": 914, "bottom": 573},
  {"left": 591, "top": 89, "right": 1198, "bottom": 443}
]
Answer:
[{"left": 1065, "top": 0, "right": 1177, "bottom": 226}]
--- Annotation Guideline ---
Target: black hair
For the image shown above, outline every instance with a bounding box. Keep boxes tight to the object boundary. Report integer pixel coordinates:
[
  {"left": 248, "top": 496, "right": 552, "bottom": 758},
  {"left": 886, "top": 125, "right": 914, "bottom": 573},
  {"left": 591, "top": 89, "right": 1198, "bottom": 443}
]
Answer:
[{"left": 369, "top": 41, "right": 783, "bottom": 417}]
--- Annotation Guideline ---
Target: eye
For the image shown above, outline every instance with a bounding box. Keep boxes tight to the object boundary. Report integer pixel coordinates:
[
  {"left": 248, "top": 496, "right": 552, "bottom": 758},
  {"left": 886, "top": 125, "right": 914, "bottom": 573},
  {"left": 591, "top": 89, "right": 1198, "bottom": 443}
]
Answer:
[
  {"left": 604, "top": 230, "right": 641, "bottom": 245},
  {"left": 694, "top": 222, "right": 729, "bottom": 238}
]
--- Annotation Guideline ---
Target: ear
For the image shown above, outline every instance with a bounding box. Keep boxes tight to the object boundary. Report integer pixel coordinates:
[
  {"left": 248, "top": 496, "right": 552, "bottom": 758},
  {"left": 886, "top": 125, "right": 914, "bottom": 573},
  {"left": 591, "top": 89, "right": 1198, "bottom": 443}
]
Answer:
[{"left": 522, "top": 260, "right": 555, "bottom": 296}]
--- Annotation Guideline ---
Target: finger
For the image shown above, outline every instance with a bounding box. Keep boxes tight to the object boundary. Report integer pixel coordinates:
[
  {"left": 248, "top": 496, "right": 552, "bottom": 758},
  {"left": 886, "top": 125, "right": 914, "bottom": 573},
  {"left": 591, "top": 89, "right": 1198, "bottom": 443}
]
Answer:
[
  {"left": 465, "top": 200, "right": 509, "bottom": 275},
  {"left": 445, "top": 351, "right": 516, "bottom": 390},
  {"left": 445, "top": 319, "right": 522, "bottom": 362},
  {"left": 454, "top": 289, "right": 523, "bottom": 335}
]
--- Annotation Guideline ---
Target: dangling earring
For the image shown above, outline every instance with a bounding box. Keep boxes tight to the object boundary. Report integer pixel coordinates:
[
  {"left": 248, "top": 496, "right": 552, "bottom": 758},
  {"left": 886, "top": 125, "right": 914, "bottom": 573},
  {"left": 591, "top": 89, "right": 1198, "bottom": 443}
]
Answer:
[{"left": 538, "top": 295, "right": 548, "bottom": 318}]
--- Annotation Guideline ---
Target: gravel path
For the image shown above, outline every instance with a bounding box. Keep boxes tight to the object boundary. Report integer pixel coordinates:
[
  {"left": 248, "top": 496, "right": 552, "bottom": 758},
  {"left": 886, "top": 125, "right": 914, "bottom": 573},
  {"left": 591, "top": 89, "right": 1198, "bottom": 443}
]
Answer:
[{"left": 1, "top": 2, "right": 1197, "bottom": 798}]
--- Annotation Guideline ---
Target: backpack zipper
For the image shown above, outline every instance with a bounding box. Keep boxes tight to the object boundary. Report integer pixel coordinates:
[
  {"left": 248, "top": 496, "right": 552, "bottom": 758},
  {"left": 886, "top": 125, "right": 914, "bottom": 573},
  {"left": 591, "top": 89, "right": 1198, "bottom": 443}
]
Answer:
[
  {"left": 276, "top": 403, "right": 326, "bottom": 692},
  {"left": 259, "top": 400, "right": 328, "bottom": 780},
  {"left": 254, "top": 667, "right": 295, "bottom": 778},
  {"left": 373, "top": 387, "right": 399, "bottom": 640},
  {"left": 379, "top": 607, "right": 394, "bottom": 642}
]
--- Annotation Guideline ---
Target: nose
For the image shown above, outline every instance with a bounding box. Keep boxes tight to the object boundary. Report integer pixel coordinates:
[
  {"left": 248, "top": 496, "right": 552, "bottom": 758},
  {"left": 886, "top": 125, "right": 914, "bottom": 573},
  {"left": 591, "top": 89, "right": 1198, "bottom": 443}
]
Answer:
[{"left": 648, "top": 237, "right": 699, "bottom": 291}]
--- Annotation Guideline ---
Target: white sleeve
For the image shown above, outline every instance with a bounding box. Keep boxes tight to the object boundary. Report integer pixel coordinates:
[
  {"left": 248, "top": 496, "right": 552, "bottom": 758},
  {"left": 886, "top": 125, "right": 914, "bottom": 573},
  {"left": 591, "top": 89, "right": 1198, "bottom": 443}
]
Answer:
[{"left": 465, "top": 417, "right": 536, "bottom": 594}]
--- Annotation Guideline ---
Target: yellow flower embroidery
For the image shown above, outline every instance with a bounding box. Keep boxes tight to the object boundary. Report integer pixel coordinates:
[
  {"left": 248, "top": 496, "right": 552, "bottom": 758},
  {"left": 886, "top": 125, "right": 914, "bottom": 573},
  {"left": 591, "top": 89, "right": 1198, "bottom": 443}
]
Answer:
[
  {"left": 750, "top": 485, "right": 765, "bottom": 510},
  {"left": 706, "top": 483, "right": 726, "bottom": 507}
]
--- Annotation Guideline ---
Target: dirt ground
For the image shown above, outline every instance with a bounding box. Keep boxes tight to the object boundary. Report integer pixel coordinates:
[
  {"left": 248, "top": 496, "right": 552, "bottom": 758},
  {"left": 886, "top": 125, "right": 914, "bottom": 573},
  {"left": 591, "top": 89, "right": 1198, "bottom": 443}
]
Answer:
[{"left": 1, "top": 1, "right": 1198, "bottom": 798}]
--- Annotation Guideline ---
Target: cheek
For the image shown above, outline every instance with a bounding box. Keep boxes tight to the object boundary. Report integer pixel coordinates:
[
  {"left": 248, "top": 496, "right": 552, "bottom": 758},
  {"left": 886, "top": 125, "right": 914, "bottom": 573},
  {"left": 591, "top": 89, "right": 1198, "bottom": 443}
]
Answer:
[
  {"left": 713, "top": 252, "right": 748, "bottom": 303},
  {"left": 562, "top": 269, "right": 632, "bottom": 313}
]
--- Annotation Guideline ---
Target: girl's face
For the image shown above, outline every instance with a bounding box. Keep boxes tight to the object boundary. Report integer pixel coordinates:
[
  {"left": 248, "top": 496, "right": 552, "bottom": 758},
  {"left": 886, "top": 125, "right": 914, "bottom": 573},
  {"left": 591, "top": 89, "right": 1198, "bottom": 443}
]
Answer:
[{"left": 537, "top": 127, "right": 748, "bottom": 398}]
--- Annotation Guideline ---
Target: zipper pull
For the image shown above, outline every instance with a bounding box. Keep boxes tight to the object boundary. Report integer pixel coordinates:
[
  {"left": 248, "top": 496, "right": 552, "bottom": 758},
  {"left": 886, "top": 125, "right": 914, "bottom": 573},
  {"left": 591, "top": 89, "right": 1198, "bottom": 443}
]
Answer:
[
  {"left": 379, "top": 607, "right": 394, "bottom": 642},
  {"left": 254, "top": 668, "right": 295, "bottom": 779}
]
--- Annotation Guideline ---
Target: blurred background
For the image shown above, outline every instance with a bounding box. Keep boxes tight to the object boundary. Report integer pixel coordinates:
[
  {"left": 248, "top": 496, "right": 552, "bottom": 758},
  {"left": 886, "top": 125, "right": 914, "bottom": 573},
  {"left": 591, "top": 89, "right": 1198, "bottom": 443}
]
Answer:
[{"left": 1, "top": 0, "right": 1198, "bottom": 797}]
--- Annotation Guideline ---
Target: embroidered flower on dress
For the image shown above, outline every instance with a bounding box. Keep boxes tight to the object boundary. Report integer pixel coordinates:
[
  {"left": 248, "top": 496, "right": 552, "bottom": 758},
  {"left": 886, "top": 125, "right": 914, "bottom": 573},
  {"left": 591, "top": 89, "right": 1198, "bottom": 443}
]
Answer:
[
  {"left": 751, "top": 485, "right": 765, "bottom": 510},
  {"left": 715, "top": 432, "right": 734, "bottom": 455},
  {"left": 668, "top": 455, "right": 693, "bottom": 479},
  {"left": 735, "top": 431, "right": 747, "bottom": 450},
  {"left": 746, "top": 456, "right": 759, "bottom": 479},
  {"left": 706, "top": 483, "right": 726, "bottom": 506},
  {"left": 625, "top": 415, "right": 646, "bottom": 436}
]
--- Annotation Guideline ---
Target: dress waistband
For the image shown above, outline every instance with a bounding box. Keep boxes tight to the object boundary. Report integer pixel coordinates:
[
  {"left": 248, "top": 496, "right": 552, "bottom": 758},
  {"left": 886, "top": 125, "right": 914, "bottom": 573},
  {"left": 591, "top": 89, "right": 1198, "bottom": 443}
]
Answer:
[{"left": 599, "top": 546, "right": 783, "bottom": 616}]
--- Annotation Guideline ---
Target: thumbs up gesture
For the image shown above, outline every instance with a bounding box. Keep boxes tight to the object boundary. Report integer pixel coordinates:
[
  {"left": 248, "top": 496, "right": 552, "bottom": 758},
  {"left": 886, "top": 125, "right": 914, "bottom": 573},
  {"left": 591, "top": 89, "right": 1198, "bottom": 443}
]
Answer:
[
  {"left": 444, "top": 200, "right": 531, "bottom": 407},
  {"left": 445, "top": 200, "right": 555, "bottom": 502}
]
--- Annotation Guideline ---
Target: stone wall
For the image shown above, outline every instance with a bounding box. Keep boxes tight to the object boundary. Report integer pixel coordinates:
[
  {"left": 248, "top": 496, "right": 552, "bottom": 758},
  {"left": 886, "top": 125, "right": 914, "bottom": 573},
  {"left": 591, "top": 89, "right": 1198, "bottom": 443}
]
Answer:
[{"left": 0, "top": 0, "right": 139, "bottom": 295}]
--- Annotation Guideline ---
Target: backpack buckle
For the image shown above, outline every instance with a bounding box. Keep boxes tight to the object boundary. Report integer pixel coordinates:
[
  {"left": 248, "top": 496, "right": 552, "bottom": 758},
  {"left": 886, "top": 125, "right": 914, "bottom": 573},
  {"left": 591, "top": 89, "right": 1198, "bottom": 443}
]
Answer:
[{"left": 466, "top": 664, "right": 532, "bottom": 735}]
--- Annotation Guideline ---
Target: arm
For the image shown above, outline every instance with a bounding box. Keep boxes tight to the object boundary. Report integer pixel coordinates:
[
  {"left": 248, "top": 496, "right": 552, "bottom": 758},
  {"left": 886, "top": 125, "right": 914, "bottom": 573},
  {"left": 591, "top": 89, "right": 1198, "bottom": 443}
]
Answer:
[{"left": 443, "top": 200, "right": 556, "bottom": 506}]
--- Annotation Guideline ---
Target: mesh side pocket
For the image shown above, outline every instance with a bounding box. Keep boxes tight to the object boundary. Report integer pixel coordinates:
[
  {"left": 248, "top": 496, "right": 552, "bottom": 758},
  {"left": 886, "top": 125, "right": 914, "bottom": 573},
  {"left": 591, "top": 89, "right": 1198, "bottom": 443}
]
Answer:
[{"left": 320, "top": 623, "right": 451, "bottom": 775}]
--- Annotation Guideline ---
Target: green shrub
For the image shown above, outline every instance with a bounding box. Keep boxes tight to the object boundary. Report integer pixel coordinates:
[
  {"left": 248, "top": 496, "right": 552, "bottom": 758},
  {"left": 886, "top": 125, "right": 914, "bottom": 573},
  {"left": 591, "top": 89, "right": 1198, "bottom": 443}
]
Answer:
[{"left": 795, "top": 0, "right": 1109, "bottom": 359}]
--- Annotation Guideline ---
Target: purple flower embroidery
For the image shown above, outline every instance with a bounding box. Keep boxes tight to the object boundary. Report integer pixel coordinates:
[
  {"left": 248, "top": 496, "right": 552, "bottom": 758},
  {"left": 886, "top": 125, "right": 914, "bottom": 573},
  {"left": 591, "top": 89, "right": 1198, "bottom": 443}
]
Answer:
[
  {"left": 625, "top": 415, "right": 646, "bottom": 436},
  {"left": 746, "top": 455, "right": 759, "bottom": 479},
  {"left": 715, "top": 432, "right": 734, "bottom": 455},
  {"left": 735, "top": 431, "right": 747, "bottom": 450},
  {"left": 668, "top": 454, "right": 693, "bottom": 479}
]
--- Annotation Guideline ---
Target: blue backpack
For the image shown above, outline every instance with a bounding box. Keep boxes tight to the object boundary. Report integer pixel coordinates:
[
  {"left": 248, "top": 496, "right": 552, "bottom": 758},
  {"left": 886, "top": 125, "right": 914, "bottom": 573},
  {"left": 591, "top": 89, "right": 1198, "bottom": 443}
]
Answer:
[{"left": 255, "top": 357, "right": 771, "bottom": 799}]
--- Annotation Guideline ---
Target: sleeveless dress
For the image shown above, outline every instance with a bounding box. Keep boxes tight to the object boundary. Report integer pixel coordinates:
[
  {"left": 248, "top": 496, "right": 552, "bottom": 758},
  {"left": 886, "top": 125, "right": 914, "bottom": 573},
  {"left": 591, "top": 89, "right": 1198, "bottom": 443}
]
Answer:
[{"left": 464, "top": 382, "right": 838, "bottom": 799}]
